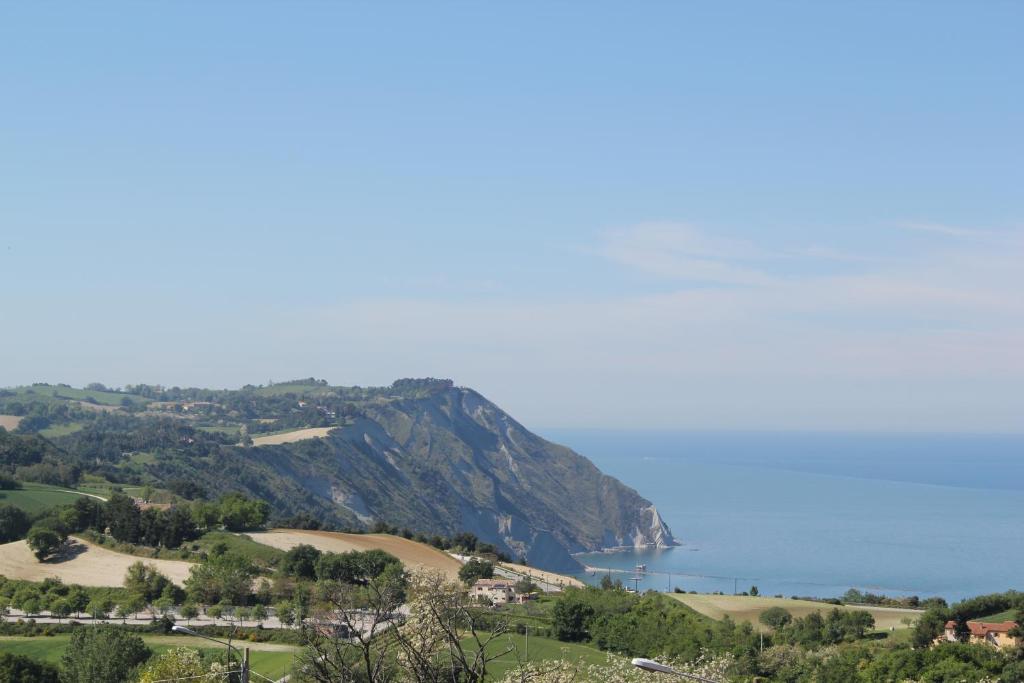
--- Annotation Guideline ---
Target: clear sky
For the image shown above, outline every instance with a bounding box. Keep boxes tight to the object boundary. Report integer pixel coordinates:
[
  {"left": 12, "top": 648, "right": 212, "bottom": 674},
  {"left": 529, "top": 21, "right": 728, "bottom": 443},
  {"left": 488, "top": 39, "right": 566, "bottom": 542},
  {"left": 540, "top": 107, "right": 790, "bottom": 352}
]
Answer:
[{"left": 1, "top": 2, "right": 1021, "bottom": 432}]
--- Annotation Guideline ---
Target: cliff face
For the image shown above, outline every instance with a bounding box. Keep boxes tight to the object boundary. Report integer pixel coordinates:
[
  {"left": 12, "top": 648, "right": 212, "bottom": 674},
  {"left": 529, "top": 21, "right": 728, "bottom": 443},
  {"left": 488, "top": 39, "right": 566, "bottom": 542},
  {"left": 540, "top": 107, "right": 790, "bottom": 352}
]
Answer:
[
  {"left": 136, "top": 379, "right": 677, "bottom": 572},
  {"left": 300, "top": 384, "right": 677, "bottom": 570}
]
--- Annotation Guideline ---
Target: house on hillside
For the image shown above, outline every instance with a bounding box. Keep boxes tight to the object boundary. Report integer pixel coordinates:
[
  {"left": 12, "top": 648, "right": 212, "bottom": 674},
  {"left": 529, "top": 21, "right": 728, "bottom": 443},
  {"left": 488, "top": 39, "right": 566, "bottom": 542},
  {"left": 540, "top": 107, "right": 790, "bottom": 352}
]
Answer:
[
  {"left": 471, "top": 579, "right": 517, "bottom": 605},
  {"left": 940, "top": 621, "right": 1020, "bottom": 649}
]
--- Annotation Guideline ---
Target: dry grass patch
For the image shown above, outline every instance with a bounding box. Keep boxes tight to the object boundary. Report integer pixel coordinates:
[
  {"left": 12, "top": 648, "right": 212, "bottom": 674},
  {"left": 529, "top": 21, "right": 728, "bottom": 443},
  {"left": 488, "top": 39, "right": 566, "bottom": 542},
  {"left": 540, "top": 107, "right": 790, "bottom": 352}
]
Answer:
[
  {"left": 0, "top": 415, "right": 22, "bottom": 430},
  {"left": 250, "top": 427, "right": 334, "bottom": 446},
  {"left": 249, "top": 529, "right": 463, "bottom": 579},
  {"left": 668, "top": 593, "right": 921, "bottom": 632},
  {"left": 0, "top": 538, "right": 194, "bottom": 587}
]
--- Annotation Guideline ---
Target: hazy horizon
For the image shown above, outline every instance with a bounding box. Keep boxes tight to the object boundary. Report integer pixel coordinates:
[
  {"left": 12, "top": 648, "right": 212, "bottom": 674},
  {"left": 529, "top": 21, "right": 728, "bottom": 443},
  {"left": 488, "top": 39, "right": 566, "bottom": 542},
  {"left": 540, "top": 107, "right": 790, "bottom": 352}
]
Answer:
[{"left": 2, "top": 3, "right": 1021, "bottom": 432}]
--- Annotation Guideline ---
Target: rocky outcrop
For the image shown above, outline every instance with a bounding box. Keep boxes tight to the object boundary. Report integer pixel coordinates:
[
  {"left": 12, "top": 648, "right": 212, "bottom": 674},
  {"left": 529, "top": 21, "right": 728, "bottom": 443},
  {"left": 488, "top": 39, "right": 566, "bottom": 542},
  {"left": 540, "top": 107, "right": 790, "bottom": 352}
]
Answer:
[{"left": 311, "top": 382, "right": 677, "bottom": 571}]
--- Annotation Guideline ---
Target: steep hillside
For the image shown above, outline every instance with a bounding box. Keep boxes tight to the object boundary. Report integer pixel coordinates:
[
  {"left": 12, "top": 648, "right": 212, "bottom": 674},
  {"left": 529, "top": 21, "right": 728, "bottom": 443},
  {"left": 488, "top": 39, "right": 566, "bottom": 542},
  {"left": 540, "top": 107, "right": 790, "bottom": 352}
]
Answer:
[{"left": 2, "top": 379, "right": 677, "bottom": 571}]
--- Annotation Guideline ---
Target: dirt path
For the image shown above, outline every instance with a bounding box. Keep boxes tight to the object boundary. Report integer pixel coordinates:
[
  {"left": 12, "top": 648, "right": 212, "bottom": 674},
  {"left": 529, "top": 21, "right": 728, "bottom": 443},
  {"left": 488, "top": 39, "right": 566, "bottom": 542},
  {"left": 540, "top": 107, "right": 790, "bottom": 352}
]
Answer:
[
  {"left": 0, "top": 538, "right": 194, "bottom": 587},
  {"left": 249, "top": 529, "right": 462, "bottom": 579}
]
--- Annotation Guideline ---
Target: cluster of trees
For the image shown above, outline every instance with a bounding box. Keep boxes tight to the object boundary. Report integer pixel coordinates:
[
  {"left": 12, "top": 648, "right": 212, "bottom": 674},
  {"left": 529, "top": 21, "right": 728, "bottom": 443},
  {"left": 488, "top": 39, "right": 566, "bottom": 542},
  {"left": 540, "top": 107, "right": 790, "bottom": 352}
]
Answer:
[
  {"left": 770, "top": 608, "right": 876, "bottom": 647},
  {"left": 0, "top": 576, "right": 129, "bottom": 623},
  {"left": 458, "top": 558, "right": 495, "bottom": 585},
  {"left": 280, "top": 544, "right": 403, "bottom": 585},
  {"left": 841, "top": 587, "right": 947, "bottom": 610},
  {"left": 0, "top": 428, "right": 79, "bottom": 487},
  {"left": 8, "top": 491, "right": 270, "bottom": 562},
  {"left": 368, "top": 523, "right": 511, "bottom": 562},
  {"left": 551, "top": 587, "right": 760, "bottom": 663}
]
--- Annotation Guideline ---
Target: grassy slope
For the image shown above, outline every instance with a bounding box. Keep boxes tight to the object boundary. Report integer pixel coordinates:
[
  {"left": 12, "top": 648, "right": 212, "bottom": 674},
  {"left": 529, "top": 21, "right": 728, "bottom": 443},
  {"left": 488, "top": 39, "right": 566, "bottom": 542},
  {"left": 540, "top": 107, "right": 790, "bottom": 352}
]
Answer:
[
  {"left": 979, "top": 608, "right": 1018, "bottom": 622},
  {"left": 668, "top": 593, "right": 922, "bottom": 632},
  {"left": 461, "top": 632, "right": 615, "bottom": 678},
  {"left": 0, "top": 634, "right": 296, "bottom": 677},
  {"left": 0, "top": 483, "right": 92, "bottom": 514},
  {"left": 196, "top": 531, "right": 286, "bottom": 565},
  {"left": 38, "top": 422, "right": 86, "bottom": 438},
  {"left": 8, "top": 385, "right": 149, "bottom": 407}
]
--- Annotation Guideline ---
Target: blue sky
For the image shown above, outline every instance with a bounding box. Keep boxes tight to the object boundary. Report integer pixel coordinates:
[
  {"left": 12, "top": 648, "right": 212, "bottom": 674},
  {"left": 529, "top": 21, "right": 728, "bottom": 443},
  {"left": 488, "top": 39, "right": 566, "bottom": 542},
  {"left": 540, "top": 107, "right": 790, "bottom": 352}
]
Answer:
[{"left": 1, "top": 2, "right": 1021, "bottom": 431}]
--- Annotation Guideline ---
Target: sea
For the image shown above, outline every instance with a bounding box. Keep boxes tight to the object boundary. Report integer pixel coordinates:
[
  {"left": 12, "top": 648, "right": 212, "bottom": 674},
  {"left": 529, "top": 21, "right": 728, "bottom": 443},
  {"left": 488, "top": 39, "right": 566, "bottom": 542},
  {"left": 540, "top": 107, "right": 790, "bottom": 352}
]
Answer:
[{"left": 541, "top": 430, "right": 1024, "bottom": 603}]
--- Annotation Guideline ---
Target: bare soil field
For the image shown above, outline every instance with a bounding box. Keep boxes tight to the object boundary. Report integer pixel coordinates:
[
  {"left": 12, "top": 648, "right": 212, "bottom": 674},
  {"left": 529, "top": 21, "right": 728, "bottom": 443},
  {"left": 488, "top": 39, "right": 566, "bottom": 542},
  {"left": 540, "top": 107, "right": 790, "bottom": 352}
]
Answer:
[
  {"left": 0, "top": 538, "right": 194, "bottom": 587},
  {"left": 668, "top": 593, "right": 922, "bottom": 632},
  {"left": 0, "top": 415, "right": 23, "bottom": 430},
  {"left": 249, "top": 529, "right": 463, "bottom": 579},
  {"left": 498, "top": 561, "right": 584, "bottom": 589},
  {"left": 250, "top": 427, "right": 334, "bottom": 446}
]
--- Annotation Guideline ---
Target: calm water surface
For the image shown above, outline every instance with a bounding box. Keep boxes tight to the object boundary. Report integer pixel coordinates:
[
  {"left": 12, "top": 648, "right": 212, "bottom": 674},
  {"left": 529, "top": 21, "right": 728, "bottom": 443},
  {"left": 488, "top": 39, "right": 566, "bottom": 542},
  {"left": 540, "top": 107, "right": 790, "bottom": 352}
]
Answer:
[{"left": 542, "top": 430, "right": 1024, "bottom": 602}]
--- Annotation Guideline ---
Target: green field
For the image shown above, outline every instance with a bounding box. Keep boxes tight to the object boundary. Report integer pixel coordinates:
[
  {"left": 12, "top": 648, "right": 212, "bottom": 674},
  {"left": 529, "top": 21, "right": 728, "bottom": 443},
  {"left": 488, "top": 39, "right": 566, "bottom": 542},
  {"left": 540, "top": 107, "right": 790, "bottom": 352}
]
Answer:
[
  {"left": 667, "top": 593, "right": 922, "bottom": 632},
  {"left": 37, "top": 422, "right": 86, "bottom": 438},
  {"left": 251, "top": 383, "right": 332, "bottom": 397},
  {"left": 0, "top": 634, "right": 297, "bottom": 679},
  {"left": 8, "top": 385, "right": 149, "bottom": 407},
  {"left": 979, "top": 608, "right": 1018, "bottom": 622},
  {"left": 462, "top": 631, "right": 615, "bottom": 678},
  {"left": 196, "top": 531, "right": 286, "bottom": 565},
  {"left": 0, "top": 483, "right": 94, "bottom": 514}
]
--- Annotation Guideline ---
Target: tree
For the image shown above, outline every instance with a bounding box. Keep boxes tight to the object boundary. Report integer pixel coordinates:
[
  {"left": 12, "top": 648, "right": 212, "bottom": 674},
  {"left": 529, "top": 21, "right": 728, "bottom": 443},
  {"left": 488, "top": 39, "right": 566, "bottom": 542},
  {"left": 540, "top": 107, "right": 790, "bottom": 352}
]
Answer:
[
  {"left": 552, "top": 591, "right": 595, "bottom": 642},
  {"left": 281, "top": 543, "right": 322, "bottom": 580},
  {"left": 0, "top": 504, "right": 30, "bottom": 543},
  {"left": 274, "top": 602, "right": 295, "bottom": 627},
  {"left": 154, "top": 595, "right": 174, "bottom": 616},
  {"left": 180, "top": 602, "right": 199, "bottom": 624},
  {"left": 298, "top": 568, "right": 512, "bottom": 683},
  {"left": 251, "top": 603, "right": 268, "bottom": 625},
  {"left": 137, "top": 647, "right": 220, "bottom": 683},
  {"left": 124, "top": 561, "right": 173, "bottom": 602},
  {"left": 67, "top": 587, "right": 90, "bottom": 617},
  {"left": 121, "top": 593, "right": 146, "bottom": 620},
  {"left": 87, "top": 597, "right": 112, "bottom": 620},
  {"left": 105, "top": 493, "right": 141, "bottom": 543},
  {"left": 184, "top": 552, "right": 257, "bottom": 605},
  {"left": 0, "top": 652, "right": 59, "bottom": 683},
  {"left": 750, "top": 585, "right": 759, "bottom": 597},
  {"left": 21, "top": 596, "right": 40, "bottom": 616},
  {"left": 190, "top": 500, "right": 220, "bottom": 530},
  {"left": 217, "top": 493, "right": 269, "bottom": 531},
  {"left": 50, "top": 599, "right": 71, "bottom": 623},
  {"left": 760, "top": 606, "right": 793, "bottom": 630},
  {"left": 458, "top": 559, "right": 494, "bottom": 585},
  {"left": 60, "top": 627, "right": 151, "bottom": 683},
  {"left": 514, "top": 577, "right": 537, "bottom": 595},
  {"left": 26, "top": 525, "right": 63, "bottom": 560}
]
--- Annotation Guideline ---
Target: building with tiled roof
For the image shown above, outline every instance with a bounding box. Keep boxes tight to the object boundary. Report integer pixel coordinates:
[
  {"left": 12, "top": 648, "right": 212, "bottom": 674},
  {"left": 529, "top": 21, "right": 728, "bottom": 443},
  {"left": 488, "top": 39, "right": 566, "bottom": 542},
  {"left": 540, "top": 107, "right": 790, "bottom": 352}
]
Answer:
[{"left": 941, "top": 620, "right": 1020, "bottom": 649}]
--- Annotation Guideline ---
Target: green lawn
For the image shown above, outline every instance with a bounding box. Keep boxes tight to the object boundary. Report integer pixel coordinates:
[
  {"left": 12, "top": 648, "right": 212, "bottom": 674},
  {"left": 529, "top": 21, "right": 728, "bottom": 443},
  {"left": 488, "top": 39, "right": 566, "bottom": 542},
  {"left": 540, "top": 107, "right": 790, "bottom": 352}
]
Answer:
[
  {"left": 37, "top": 422, "right": 86, "bottom": 438},
  {"left": 0, "top": 634, "right": 297, "bottom": 678},
  {"left": 461, "top": 631, "right": 616, "bottom": 678},
  {"left": 0, "top": 483, "right": 92, "bottom": 514},
  {"left": 196, "top": 531, "right": 285, "bottom": 566},
  {"left": 979, "top": 609, "right": 1018, "bottom": 622}
]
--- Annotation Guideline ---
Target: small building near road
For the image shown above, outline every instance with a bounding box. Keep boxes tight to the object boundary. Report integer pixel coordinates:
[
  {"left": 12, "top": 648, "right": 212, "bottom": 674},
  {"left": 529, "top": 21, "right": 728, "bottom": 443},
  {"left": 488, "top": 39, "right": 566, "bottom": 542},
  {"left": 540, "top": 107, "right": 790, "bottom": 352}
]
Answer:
[
  {"left": 941, "top": 620, "right": 1020, "bottom": 649},
  {"left": 471, "top": 579, "right": 517, "bottom": 605}
]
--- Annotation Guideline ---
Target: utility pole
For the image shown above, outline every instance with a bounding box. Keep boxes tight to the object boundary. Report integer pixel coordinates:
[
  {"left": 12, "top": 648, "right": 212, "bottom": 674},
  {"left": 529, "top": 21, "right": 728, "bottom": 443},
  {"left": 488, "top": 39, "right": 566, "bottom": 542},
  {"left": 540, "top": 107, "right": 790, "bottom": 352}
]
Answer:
[{"left": 525, "top": 625, "right": 529, "bottom": 662}]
